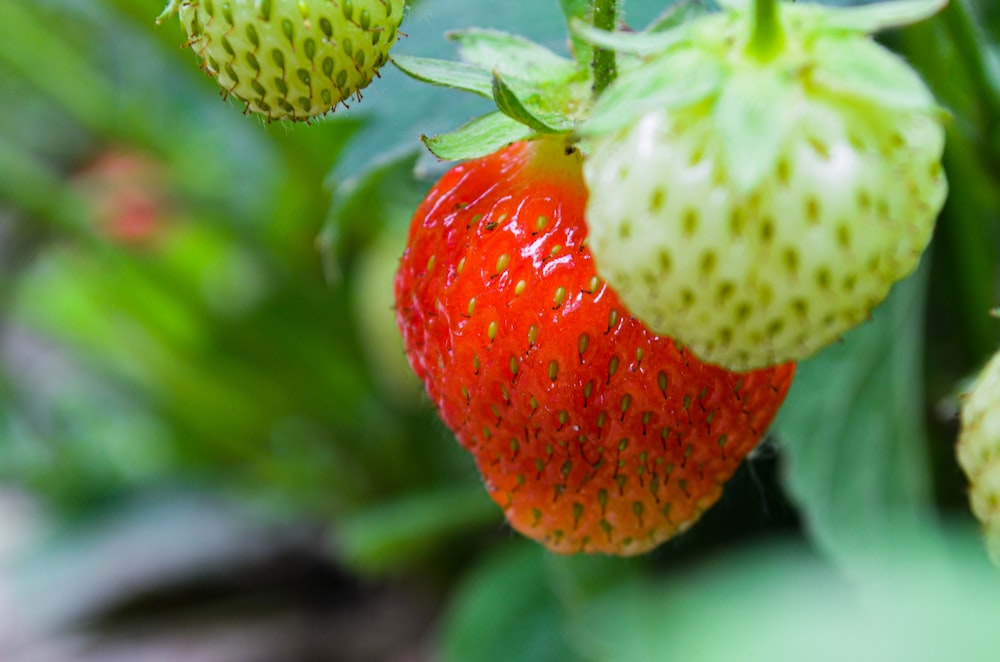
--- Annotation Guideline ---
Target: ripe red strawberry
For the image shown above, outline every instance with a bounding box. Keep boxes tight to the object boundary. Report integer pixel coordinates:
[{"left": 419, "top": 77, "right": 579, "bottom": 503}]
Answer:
[{"left": 394, "top": 138, "right": 795, "bottom": 555}]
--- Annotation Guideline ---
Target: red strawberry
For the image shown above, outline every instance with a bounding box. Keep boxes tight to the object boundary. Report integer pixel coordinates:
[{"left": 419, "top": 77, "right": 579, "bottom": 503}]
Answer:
[{"left": 394, "top": 138, "right": 795, "bottom": 555}]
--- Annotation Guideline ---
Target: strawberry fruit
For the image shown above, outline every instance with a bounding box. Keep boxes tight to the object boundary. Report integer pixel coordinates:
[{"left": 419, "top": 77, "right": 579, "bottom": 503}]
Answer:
[
  {"left": 958, "top": 349, "right": 1000, "bottom": 567},
  {"left": 579, "top": 0, "right": 948, "bottom": 371},
  {"left": 394, "top": 138, "right": 795, "bottom": 555},
  {"left": 159, "top": 0, "right": 405, "bottom": 121}
]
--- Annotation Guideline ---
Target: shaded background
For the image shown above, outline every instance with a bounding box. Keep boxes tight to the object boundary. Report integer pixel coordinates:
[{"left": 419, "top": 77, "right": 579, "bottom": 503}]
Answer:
[{"left": 1, "top": 0, "right": 1000, "bottom": 660}]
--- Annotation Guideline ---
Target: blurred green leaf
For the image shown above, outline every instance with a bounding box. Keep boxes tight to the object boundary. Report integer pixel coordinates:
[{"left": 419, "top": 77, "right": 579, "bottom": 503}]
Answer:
[
  {"left": 818, "top": 0, "right": 948, "bottom": 33},
  {"left": 450, "top": 28, "right": 578, "bottom": 80},
  {"left": 573, "top": 532, "right": 1000, "bottom": 662},
  {"left": 319, "top": 148, "right": 427, "bottom": 281},
  {"left": 440, "top": 543, "right": 582, "bottom": 662},
  {"left": 334, "top": 486, "right": 498, "bottom": 575},
  {"left": 774, "top": 265, "right": 939, "bottom": 573},
  {"left": 646, "top": 0, "right": 712, "bottom": 32},
  {"left": 0, "top": 2, "right": 118, "bottom": 138},
  {"left": 558, "top": 0, "right": 594, "bottom": 66}
]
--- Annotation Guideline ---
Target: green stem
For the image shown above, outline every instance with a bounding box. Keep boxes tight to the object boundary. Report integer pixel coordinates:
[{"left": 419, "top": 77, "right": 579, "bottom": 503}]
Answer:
[
  {"left": 591, "top": 0, "right": 618, "bottom": 97},
  {"left": 893, "top": 6, "right": 1000, "bottom": 361},
  {"left": 747, "top": 0, "right": 784, "bottom": 62},
  {"left": 940, "top": 0, "right": 1000, "bottom": 145}
]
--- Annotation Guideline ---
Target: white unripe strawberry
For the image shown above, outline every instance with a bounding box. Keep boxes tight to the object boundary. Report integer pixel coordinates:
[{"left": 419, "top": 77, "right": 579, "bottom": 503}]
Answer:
[
  {"left": 958, "top": 349, "right": 1000, "bottom": 568},
  {"left": 580, "top": 0, "right": 948, "bottom": 370},
  {"left": 159, "top": 0, "right": 405, "bottom": 121}
]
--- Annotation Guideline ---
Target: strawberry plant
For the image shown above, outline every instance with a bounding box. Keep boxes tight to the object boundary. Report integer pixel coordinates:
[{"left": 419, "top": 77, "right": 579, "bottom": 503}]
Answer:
[{"left": 4, "top": 0, "right": 1000, "bottom": 659}]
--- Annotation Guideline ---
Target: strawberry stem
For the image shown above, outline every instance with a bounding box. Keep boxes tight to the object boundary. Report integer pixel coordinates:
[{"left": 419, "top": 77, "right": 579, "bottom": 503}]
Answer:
[
  {"left": 591, "top": 0, "right": 619, "bottom": 97},
  {"left": 748, "top": 0, "right": 784, "bottom": 62}
]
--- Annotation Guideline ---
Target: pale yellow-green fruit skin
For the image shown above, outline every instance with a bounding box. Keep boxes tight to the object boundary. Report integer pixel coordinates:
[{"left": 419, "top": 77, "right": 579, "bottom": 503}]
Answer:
[
  {"left": 165, "top": 0, "right": 404, "bottom": 121},
  {"left": 958, "top": 350, "right": 1000, "bottom": 568},
  {"left": 581, "top": 8, "right": 947, "bottom": 372}
]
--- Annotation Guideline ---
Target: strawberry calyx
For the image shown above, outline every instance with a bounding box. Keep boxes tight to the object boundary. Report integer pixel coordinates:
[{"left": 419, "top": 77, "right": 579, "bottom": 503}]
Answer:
[
  {"left": 747, "top": 0, "right": 784, "bottom": 63},
  {"left": 389, "top": 1, "right": 667, "bottom": 160},
  {"left": 390, "top": 30, "right": 597, "bottom": 160},
  {"left": 393, "top": 0, "right": 947, "bottom": 164},
  {"left": 576, "top": 0, "right": 949, "bottom": 193}
]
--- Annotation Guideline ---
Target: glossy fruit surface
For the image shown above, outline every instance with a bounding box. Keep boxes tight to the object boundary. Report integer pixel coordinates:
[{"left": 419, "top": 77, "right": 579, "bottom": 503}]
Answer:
[{"left": 395, "top": 139, "right": 795, "bottom": 555}]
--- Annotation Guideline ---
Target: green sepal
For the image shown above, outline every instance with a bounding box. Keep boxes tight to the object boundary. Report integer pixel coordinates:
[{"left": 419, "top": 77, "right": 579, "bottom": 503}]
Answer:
[
  {"left": 448, "top": 29, "right": 577, "bottom": 82},
  {"left": 557, "top": 0, "right": 595, "bottom": 66},
  {"left": 817, "top": 0, "right": 948, "bottom": 34},
  {"left": 811, "top": 36, "right": 938, "bottom": 112},
  {"left": 422, "top": 112, "right": 536, "bottom": 161},
  {"left": 580, "top": 49, "right": 722, "bottom": 135},
  {"left": 492, "top": 72, "right": 572, "bottom": 133},
  {"left": 714, "top": 68, "right": 795, "bottom": 193},
  {"left": 569, "top": 18, "right": 689, "bottom": 56},
  {"left": 156, "top": 0, "right": 180, "bottom": 23},
  {"left": 390, "top": 54, "right": 494, "bottom": 98}
]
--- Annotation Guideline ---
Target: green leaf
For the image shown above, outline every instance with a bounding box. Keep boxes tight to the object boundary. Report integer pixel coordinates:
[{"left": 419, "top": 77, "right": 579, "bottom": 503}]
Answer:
[
  {"left": 422, "top": 111, "right": 536, "bottom": 160},
  {"left": 440, "top": 543, "right": 582, "bottom": 662},
  {"left": 581, "top": 48, "right": 722, "bottom": 134},
  {"left": 334, "top": 486, "right": 499, "bottom": 576},
  {"left": 492, "top": 72, "right": 571, "bottom": 133},
  {"left": 318, "top": 147, "right": 426, "bottom": 282},
  {"left": 774, "top": 265, "right": 940, "bottom": 575},
  {"left": 0, "top": 2, "right": 118, "bottom": 138},
  {"left": 449, "top": 28, "right": 576, "bottom": 82},
  {"left": 818, "top": 0, "right": 948, "bottom": 33},
  {"left": 557, "top": 0, "right": 594, "bottom": 66},
  {"left": 573, "top": 537, "right": 1000, "bottom": 662},
  {"left": 569, "top": 18, "right": 689, "bottom": 56},
  {"left": 714, "top": 67, "right": 794, "bottom": 193},
  {"left": 646, "top": 0, "right": 713, "bottom": 33},
  {"left": 329, "top": 0, "right": 579, "bottom": 180},
  {"left": 810, "top": 36, "right": 938, "bottom": 111},
  {"left": 390, "top": 54, "right": 494, "bottom": 98}
]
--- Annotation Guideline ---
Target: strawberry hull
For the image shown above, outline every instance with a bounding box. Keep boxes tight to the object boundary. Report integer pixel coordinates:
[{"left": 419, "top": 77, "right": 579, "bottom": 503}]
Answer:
[{"left": 395, "top": 140, "right": 794, "bottom": 555}]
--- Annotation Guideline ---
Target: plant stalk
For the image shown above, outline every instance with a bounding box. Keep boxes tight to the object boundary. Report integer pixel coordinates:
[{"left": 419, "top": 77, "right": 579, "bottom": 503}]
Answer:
[
  {"left": 940, "top": 0, "right": 1000, "bottom": 141},
  {"left": 591, "top": 0, "right": 618, "bottom": 97},
  {"left": 748, "top": 0, "right": 783, "bottom": 62}
]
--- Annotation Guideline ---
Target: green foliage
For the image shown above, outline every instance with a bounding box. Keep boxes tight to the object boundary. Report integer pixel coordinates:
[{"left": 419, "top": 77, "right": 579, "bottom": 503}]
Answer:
[
  {"left": 774, "top": 266, "right": 940, "bottom": 573},
  {"left": 574, "top": 534, "right": 1000, "bottom": 662},
  {"left": 1, "top": 0, "right": 999, "bottom": 659},
  {"left": 439, "top": 543, "right": 583, "bottom": 662}
]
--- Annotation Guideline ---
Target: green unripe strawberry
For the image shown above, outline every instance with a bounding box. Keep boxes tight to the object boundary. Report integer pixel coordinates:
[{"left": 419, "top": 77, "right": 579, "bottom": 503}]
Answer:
[
  {"left": 958, "top": 349, "right": 1000, "bottom": 568},
  {"left": 159, "top": 0, "right": 404, "bottom": 121},
  {"left": 580, "top": 0, "right": 947, "bottom": 370}
]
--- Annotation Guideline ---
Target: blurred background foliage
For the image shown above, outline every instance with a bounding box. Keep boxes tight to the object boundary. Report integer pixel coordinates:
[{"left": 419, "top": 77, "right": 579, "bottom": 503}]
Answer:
[{"left": 1, "top": 0, "right": 999, "bottom": 660}]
